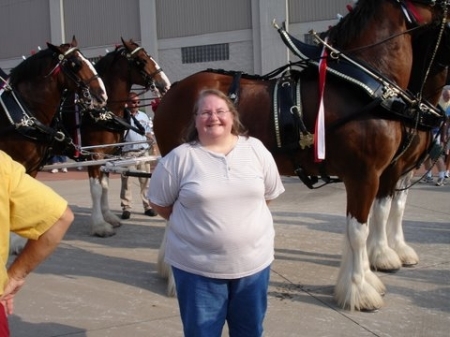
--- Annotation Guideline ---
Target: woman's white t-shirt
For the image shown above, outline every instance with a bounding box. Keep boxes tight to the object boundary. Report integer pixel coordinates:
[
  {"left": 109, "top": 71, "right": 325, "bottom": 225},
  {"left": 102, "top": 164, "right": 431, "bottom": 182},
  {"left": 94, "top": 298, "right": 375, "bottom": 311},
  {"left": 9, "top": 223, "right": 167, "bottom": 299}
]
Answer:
[{"left": 148, "top": 136, "right": 285, "bottom": 279}]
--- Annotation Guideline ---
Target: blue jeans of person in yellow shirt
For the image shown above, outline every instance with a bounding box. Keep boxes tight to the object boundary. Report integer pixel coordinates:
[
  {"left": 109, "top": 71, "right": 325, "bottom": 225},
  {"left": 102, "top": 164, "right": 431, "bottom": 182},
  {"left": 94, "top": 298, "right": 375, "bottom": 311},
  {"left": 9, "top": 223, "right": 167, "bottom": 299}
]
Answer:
[{"left": 172, "top": 265, "right": 270, "bottom": 337}]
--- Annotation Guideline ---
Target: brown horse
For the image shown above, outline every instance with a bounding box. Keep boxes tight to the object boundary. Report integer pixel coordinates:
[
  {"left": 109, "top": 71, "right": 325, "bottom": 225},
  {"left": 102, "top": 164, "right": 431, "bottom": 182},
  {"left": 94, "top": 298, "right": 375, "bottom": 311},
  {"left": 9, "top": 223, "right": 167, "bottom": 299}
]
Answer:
[
  {"left": 58, "top": 38, "right": 170, "bottom": 237},
  {"left": 0, "top": 36, "right": 107, "bottom": 176},
  {"left": 152, "top": 0, "right": 448, "bottom": 311},
  {"left": 367, "top": 22, "right": 450, "bottom": 271}
]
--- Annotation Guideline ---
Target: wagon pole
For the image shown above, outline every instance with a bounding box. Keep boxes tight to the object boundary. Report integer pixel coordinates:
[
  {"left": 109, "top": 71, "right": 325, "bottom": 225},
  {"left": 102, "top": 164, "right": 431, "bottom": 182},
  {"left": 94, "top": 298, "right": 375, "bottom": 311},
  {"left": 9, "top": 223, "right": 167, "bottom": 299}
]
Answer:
[
  {"left": 105, "top": 97, "right": 156, "bottom": 111},
  {"left": 40, "top": 140, "right": 156, "bottom": 171},
  {"left": 78, "top": 139, "right": 152, "bottom": 150},
  {"left": 40, "top": 155, "right": 160, "bottom": 172},
  {"left": 100, "top": 156, "right": 160, "bottom": 178},
  {"left": 41, "top": 158, "right": 123, "bottom": 171}
]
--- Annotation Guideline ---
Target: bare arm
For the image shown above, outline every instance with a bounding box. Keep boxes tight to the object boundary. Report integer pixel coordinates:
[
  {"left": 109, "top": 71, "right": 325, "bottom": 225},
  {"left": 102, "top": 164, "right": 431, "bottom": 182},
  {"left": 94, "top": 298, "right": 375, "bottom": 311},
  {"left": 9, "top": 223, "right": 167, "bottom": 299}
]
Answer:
[
  {"left": 0, "top": 206, "right": 74, "bottom": 315},
  {"left": 150, "top": 202, "right": 173, "bottom": 220}
]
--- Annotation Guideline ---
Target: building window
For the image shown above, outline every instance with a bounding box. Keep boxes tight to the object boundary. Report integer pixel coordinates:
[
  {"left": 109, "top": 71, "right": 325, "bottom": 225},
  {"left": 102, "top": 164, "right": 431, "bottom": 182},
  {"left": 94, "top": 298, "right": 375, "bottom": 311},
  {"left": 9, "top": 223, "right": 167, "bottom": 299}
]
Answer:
[{"left": 182, "top": 43, "right": 229, "bottom": 64}]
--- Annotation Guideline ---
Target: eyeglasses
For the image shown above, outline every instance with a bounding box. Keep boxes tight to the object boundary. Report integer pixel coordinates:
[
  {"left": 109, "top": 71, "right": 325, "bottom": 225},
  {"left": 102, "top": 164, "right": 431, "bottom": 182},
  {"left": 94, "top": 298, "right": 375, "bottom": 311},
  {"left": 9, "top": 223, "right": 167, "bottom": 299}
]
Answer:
[
  {"left": 131, "top": 100, "right": 140, "bottom": 105},
  {"left": 197, "top": 109, "right": 230, "bottom": 118}
]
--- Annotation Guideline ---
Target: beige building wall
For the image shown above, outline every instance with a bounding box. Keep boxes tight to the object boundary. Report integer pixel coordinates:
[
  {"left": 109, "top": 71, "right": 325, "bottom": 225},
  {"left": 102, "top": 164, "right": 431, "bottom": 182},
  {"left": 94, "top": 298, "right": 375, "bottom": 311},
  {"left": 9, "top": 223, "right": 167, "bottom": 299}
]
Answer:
[{"left": 0, "top": 0, "right": 350, "bottom": 81}]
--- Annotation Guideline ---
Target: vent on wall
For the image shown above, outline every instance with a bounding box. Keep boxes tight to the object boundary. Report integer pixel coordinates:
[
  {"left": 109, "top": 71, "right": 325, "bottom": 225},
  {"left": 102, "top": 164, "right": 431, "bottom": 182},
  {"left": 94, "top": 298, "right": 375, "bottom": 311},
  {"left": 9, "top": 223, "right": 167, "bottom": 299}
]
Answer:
[{"left": 182, "top": 43, "right": 229, "bottom": 64}]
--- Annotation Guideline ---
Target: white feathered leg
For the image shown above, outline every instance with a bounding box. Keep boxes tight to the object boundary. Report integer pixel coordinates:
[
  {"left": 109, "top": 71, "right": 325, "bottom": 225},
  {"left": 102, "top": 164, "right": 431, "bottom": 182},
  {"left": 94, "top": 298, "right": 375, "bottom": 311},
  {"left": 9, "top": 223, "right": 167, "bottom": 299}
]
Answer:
[
  {"left": 89, "top": 177, "right": 116, "bottom": 237},
  {"left": 387, "top": 172, "right": 419, "bottom": 266},
  {"left": 334, "top": 216, "right": 384, "bottom": 311},
  {"left": 99, "top": 175, "right": 122, "bottom": 228},
  {"left": 9, "top": 233, "right": 27, "bottom": 255},
  {"left": 368, "top": 197, "right": 402, "bottom": 271},
  {"left": 157, "top": 221, "right": 176, "bottom": 297}
]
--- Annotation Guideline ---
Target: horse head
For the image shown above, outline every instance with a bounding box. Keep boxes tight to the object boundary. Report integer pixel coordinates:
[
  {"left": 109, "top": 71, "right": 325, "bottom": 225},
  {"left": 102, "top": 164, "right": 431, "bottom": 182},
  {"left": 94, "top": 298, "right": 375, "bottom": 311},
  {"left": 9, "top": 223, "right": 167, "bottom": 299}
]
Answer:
[
  {"left": 46, "top": 36, "right": 108, "bottom": 110},
  {"left": 326, "top": 0, "right": 450, "bottom": 89},
  {"left": 120, "top": 37, "right": 171, "bottom": 96}
]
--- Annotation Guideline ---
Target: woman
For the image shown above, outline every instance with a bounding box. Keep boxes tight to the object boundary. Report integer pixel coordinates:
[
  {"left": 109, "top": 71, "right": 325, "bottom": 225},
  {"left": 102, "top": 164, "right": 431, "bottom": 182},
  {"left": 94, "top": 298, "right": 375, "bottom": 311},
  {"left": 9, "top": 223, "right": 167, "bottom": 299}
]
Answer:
[
  {"left": 0, "top": 150, "right": 73, "bottom": 335},
  {"left": 148, "top": 89, "right": 284, "bottom": 337}
]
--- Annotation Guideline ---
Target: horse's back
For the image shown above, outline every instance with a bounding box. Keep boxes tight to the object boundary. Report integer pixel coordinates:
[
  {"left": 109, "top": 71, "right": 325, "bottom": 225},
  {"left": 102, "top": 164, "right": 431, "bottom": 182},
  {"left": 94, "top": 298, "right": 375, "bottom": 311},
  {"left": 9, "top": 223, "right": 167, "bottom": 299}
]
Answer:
[{"left": 154, "top": 71, "right": 273, "bottom": 156}]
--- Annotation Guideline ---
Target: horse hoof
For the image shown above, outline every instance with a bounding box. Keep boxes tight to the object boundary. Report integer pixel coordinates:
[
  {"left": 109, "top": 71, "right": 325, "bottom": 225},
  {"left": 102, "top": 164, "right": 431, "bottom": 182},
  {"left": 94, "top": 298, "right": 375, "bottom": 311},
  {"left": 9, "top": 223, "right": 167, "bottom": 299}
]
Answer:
[
  {"left": 92, "top": 230, "right": 116, "bottom": 238},
  {"left": 91, "top": 224, "right": 116, "bottom": 237},
  {"left": 9, "top": 233, "right": 27, "bottom": 255},
  {"left": 372, "top": 267, "right": 400, "bottom": 274}
]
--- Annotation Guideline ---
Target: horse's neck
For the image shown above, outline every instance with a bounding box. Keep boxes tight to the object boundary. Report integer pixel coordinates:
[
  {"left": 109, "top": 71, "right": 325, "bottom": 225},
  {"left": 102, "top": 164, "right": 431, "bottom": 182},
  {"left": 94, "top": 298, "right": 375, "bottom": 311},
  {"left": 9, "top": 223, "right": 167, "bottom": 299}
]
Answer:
[
  {"left": 16, "top": 80, "right": 62, "bottom": 123},
  {"left": 338, "top": 2, "right": 412, "bottom": 89},
  {"left": 104, "top": 83, "right": 129, "bottom": 117}
]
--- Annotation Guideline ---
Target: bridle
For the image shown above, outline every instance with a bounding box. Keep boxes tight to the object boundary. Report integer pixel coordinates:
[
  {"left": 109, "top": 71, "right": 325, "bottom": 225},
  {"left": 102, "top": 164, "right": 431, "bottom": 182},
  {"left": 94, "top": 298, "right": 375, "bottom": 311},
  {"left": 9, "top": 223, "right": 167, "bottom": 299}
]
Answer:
[
  {"left": 47, "top": 46, "right": 99, "bottom": 108},
  {"left": 395, "top": 0, "right": 450, "bottom": 101},
  {"left": 122, "top": 46, "right": 163, "bottom": 93}
]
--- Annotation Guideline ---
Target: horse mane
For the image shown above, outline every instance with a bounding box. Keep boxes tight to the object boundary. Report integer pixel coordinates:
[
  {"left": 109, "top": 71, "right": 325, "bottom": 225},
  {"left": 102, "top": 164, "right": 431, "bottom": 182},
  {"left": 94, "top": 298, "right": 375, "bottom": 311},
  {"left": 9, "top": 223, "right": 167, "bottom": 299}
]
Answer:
[
  {"left": 9, "top": 49, "right": 55, "bottom": 85},
  {"left": 327, "top": 0, "right": 381, "bottom": 48},
  {"left": 95, "top": 39, "right": 141, "bottom": 73},
  {"left": 94, "top": 46, "right": 126, "bottom": 74}
]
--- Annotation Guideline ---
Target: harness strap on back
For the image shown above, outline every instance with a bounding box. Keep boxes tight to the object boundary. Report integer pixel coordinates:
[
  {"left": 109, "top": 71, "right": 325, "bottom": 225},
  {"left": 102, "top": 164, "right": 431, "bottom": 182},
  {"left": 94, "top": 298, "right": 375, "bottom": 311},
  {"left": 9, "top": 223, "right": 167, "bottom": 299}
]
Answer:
[{"left": 227, "top": 71, "right": 243, "bottom": 104}]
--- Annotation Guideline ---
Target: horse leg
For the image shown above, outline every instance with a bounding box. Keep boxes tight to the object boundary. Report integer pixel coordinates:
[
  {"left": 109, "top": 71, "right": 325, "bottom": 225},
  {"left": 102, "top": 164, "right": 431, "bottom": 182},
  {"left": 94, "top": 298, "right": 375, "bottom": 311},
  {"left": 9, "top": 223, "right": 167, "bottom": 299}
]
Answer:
[
  {"left": 367, "top": 197, "right": 403, "bottom": 271},
  {"left": 9, "top": 233, "right": 27, "bottom": 255},
  {"left": 335, "top": 180, "right": 385, "bottom": 311},
  {"left": 89, "top": 177, "right": 116, "bottom": 237},
  {"left": 99, "top": 174, "right": 122, "bottom": 228},
  {"left": 158, "top": 221, "right": 176, "bottom": 297},
  {"left": 387, "top": 172, "right": 419, "bottom": 267}
]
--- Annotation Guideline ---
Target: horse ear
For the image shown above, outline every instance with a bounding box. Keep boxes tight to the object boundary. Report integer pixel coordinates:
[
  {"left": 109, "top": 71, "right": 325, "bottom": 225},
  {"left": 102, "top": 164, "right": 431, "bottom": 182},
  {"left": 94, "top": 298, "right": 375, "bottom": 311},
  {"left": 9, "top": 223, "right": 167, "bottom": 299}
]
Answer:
[
  {"left": 47, "top": 42, "right": 60, "bottom": 53},
  {"left": 121, "top": 37, "right": 132, "bottom": 51},
  {"left": 71, "top": 35, "right": 78, "bottom": 48}
]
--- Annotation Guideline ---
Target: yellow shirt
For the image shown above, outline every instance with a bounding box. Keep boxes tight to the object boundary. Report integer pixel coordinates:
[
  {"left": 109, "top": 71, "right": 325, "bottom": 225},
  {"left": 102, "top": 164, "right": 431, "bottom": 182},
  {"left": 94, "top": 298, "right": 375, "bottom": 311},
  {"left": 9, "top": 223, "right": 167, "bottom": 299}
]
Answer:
[{"left": 0, "top": 150, "right": 68, "bottom": 294}]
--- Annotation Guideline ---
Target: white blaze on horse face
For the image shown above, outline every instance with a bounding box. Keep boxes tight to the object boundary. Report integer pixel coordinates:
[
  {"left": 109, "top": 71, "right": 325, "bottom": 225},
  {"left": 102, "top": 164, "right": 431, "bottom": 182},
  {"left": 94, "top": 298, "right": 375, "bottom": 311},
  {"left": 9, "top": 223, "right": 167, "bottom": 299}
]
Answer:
[
  {"left": 78, "top": 52, "right": 108, "bottom": 103},
  {"left": 150, "top": 56, "right": 171, "bottom": 94}
]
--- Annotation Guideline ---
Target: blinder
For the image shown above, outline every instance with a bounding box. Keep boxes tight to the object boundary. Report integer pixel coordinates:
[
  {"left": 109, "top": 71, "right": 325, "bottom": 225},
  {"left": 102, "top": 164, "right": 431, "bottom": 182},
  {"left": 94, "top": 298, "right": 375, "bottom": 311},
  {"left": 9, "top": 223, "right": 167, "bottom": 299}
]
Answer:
[
  {"left": 65, "top": 56, "right": 82, "bottom": 73},
  {"left": 56, "top": 48, "right": 95, "bottom": 108},
  {"left": 122, "top": 46, "right": 160, "bottom": 91}
]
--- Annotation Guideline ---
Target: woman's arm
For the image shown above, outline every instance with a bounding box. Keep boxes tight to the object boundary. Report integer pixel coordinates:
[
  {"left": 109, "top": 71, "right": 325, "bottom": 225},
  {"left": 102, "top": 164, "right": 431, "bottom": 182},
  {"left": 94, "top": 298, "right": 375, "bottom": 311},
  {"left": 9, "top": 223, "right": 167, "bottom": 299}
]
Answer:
[
  {"left": 150, "top": 202, "right": 173, "bottom": 220},
  {"left": 1, "top": 206, "right": 73, "bottom": 314}
]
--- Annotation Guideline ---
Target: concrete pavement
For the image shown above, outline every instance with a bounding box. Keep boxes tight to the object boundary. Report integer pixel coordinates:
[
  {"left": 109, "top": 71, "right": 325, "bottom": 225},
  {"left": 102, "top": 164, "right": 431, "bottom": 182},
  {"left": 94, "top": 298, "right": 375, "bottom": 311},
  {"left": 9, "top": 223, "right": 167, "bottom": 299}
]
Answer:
[{"left": 7, "top": 170, "right": 450, "bottom": 337}]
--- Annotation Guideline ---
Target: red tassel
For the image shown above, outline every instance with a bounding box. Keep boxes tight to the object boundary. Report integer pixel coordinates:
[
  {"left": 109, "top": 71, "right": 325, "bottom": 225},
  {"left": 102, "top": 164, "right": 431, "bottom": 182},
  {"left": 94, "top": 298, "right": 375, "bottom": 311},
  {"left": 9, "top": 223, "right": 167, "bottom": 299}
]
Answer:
[{"left": 150, "top": 98, "right": 161, "bottom": 112}]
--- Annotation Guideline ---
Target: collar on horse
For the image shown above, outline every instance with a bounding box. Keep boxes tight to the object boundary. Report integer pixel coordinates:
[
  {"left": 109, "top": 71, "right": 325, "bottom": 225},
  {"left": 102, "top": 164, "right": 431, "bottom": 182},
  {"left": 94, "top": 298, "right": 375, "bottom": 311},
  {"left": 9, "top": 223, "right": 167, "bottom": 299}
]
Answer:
[
  {"left": 274, "top": 22, "right": 445, "bottom": 128},
  {"left": 0, "top": 74, "right": 67, "bottom": 145}
]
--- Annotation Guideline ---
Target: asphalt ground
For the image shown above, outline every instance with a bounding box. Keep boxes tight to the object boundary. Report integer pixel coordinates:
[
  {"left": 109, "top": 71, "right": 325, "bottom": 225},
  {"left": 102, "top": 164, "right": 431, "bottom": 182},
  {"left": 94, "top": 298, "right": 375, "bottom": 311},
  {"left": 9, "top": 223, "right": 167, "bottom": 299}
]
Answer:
[{"left": 7, "top": 168, "right": 450, "bottom": 337}]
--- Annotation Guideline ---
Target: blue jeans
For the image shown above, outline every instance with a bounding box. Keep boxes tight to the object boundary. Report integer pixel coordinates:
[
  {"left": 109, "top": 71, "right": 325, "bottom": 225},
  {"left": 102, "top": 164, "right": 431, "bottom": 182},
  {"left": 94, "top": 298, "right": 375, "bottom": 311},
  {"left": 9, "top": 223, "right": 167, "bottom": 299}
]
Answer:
[{"left": 172, "top": 266, "right": 271, "bottom": 337}]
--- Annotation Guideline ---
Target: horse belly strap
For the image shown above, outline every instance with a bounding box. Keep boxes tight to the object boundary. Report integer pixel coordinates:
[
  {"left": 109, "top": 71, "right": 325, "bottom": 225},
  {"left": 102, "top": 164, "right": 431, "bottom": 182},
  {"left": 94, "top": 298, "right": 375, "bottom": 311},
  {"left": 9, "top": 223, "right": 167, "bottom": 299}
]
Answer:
[
  {"left": 227, "top": 71, "right": 242, "bottom": 104},
  {"left": 273, "top": 73, "right": 311, "bottom": 151}
]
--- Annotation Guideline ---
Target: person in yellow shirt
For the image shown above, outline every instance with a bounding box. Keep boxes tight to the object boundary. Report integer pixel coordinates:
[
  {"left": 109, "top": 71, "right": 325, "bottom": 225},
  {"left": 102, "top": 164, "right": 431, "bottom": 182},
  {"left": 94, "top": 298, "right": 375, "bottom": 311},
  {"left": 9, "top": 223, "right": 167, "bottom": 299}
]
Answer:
[{"left": 0, "top": 150, "right": 73, "bottom": 336}]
